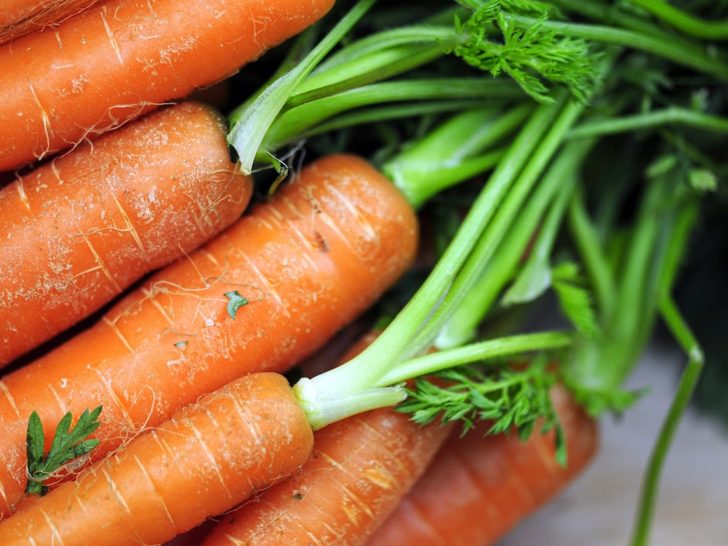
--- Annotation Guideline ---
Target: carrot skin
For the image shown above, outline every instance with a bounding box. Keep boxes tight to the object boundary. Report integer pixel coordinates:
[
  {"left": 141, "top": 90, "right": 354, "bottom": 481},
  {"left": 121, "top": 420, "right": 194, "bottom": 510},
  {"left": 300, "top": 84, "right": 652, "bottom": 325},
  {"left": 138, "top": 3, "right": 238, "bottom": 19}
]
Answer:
[
  {"left": 201, "top": 333, "right": 452, "bottom": 546},
  {"left": 0, "top": 154, "right": 418, "bottom": 518},
  {"left": 0, "top": 1, "right": 102, "bottom": 45},
  {"left": 367, "top": 386, "right": 599, "bottom": 546},
  {"left": 0, "top": 0, "right": 335, "bottom": 171},
  {"left": 0, "top": 373, "right": 315, "bottom": 546},
  {"left": 0, "top": 101, "right": 251, "bottom": 367}
]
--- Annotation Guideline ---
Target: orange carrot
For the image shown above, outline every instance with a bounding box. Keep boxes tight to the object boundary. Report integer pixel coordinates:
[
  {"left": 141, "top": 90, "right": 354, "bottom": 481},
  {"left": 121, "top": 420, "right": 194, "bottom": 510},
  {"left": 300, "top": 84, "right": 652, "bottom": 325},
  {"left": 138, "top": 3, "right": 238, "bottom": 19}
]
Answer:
[
  {"left": 0, "top": 0, "right": 101, "bottom": 45},
  {"left": 0, "top": 372, "right": 315, "bottom": 546},
  {"left": 367, "top": 386, "right": 598, "bottom": 546},
  {"left": 0, "top": 0, "right": 334, "bottom": 171},
  {"left": 0, "top": 154, "right": 418, "bottom": 517},
  {"left": 0, "top": 101, "right": 251, "bottom": 368},
  {"left": 201, "top": 332, "right": 451, "bottom": 546}
]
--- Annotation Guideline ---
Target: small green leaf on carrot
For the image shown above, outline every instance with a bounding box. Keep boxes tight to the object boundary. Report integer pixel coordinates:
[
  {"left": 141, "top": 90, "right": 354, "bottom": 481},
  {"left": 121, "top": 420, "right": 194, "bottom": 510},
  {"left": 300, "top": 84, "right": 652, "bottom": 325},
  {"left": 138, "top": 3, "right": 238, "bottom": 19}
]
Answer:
[
  {"left": 25, "top": 406, "right": 103, "bottom": 496},
  {"left": 174, "top": 341, "right": 188, "bottom": 349},
  {"left": 225, "top": 291, "right": 249, "bottom": 320}
]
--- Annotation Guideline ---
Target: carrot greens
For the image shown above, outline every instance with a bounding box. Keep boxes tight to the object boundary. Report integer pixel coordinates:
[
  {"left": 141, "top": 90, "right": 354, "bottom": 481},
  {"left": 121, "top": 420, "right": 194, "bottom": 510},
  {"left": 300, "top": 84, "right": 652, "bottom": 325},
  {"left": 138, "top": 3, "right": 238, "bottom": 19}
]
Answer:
[{"left": 26, "top": 407, "right": 102, "bottom": 496}]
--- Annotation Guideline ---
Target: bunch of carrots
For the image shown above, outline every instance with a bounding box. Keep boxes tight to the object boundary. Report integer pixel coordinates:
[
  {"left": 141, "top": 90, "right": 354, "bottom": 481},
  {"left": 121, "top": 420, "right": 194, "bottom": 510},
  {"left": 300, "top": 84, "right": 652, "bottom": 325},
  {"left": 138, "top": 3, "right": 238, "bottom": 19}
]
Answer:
[{"left": 0, "top": 0, "right": 726, "bottom": 545}]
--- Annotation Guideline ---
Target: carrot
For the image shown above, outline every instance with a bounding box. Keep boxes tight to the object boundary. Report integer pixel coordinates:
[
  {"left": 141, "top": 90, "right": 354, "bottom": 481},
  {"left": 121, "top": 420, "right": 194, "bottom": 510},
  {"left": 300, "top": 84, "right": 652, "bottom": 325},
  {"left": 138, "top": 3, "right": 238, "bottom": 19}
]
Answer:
[
  {"left": 0, "top": 154, "right": 418, "bottom": 517},
  {"left": 0, "top": 0, "right": 101, "bottom": 46},
  {"left": 367, "top": 386, "right": 598, "bottom": 546},
  {"left": 200, "top": 332, "right": 452, "bottom": 546},
  {"left": 0, "top": 0, "right": 334, "bottom": 171},
  {"left": 0, "top": 101, "right": 251, "bottom": 368},
  {"left": 0, "top": 372, "right": 315, "bottom": 546}
]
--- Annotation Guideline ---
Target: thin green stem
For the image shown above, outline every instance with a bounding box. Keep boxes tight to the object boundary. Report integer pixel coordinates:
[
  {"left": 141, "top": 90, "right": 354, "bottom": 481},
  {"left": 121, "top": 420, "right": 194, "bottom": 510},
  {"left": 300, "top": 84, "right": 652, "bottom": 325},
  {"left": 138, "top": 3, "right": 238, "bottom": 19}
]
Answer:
[
  {"left": 378, "top": 331, "right": 572, "bottom": 386},
  {"left": 630, "top": 297, "right": 704, "bottom": 546},
  {"left": 569, "top": 108, "right": 728, "bottom": 139},
  {"left": 507, "top": 14, "right": 728, "bottom": 80},
  {"left": 629, "top": 0, "right": 728, "bottom": 40},
  {"left": 568, "top": 186, "right": 617, "bottom": 322}
]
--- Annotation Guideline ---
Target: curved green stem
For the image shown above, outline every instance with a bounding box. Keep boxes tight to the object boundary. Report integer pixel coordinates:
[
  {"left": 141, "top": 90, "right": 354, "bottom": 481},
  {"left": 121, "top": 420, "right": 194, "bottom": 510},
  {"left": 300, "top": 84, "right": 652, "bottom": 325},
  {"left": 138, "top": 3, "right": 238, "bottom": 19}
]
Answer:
[
  {"left": 630, "top": 297, "right": 704, "bottom": 546},
  {"left": 629, "top": 0, "right": 728, "bottom": 40}
]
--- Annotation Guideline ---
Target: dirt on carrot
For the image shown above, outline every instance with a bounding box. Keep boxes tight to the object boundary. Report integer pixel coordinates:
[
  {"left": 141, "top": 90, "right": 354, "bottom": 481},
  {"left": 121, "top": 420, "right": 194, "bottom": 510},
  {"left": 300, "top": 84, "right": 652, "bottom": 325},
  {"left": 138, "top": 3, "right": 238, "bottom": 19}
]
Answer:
[
  {"left": 0, "top": 101, "right": 251, "bottom": 368},
  {"left": 0, "top": 154, "right": 418, "bottom": 518},
  {"left": 0, "top": 0, "right": 101, "bottom": 45},
  {"left": 0, "top": 0, "right": 335, "bottom": 171}
]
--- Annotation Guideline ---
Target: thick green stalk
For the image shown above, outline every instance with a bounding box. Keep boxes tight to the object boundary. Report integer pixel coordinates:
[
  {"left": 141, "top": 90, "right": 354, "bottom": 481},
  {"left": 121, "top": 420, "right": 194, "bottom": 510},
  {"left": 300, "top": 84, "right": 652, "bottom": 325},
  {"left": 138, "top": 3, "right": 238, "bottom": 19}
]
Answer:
[
  {"left": 306, "top": 101, "right": 563, "bottom": 399},
  {"left": 295, "top": 331, "right": 572, "bottom": 429},
  {"left": 299, "top": 99, "right": 499, "bottom": 139},
  {"left": 384, "top": 104, "right": 532, "bottom": 207},
  {"left": 262, "top": 79, "right": 522, "bottom": 152},
  {"left": 436, "top": 139, "right": 595, "bottom": 347},
  {"left": 423, "top": 98, "right": 587, "bottom": 351},
  {"left": 550, "top": 0, "right": 695, "bottom": 42},
  {"left": 228, "top": 0, "right": 376, "bottom": 173}
]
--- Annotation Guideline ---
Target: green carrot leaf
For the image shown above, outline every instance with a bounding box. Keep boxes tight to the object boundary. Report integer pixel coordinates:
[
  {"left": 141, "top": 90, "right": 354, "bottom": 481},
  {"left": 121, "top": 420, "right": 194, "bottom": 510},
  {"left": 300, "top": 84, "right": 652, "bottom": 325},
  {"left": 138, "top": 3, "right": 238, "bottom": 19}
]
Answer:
[
  {"left": 398, "top": 359, "right": 567, "bottom": 464},
  {"left": 25, "top": 407, "right": 103, "bottom": 496},
  {"left": 225, "top": 291, "right": 249, "bottom": 320},
  {"left": 552, "top": 261, "right": 601, "bottom": 339},
  {"left": 453, "top": 0, "right": 597, "bottom": 103}
]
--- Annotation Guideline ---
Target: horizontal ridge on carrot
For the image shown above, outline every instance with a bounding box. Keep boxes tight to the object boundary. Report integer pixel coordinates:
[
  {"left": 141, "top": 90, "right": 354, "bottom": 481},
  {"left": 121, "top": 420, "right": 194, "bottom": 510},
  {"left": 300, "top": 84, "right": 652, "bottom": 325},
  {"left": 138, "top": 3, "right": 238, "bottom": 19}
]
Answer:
[
  {"left": 0, "top": 101, "right": 251, "bottom": 367},
  {"left": 367, "top": 386, "right": 598, "bottom": 546},
  {"left": 0, "top": 0, "right": 334, "bottom": 171},
  {"left": 201, "top": 332, "right": 452, "bottom": 546},
  {"left": 0, "top": 0, "right": 101, "bottom": 46},
  {"left": 0, "top": 154, "right": 418, "bottom": 517},
  {"left": 0, "top": 373, "right": 314, "bottom": 546}
]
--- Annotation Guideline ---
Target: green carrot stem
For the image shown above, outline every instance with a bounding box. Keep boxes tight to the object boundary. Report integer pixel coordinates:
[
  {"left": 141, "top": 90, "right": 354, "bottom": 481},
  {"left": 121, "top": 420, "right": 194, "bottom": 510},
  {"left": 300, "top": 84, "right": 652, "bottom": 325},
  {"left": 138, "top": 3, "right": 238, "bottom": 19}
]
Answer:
[
  {"left": 377, "top": 331, "right": 572, "bottom": 386},
  {"left": 295, "top": 331, "right": 572, "bottom": 430},
  {"left": 306, "top": 100, "right": 564, "bottom": 399},
  {"left": 419, "top": 97, "right": 587, "bottom": 352},
  {"left": 630, "top": 297, "right": 704, "bottom": 546},
  {"left": 298, "top": 99, "right": 500, "bottom": 140},
  {"left": 569, "top": 108, "right": 728, "bottom": 139},
  {"left": 505, "top": 14, "right": 728, "bottom": 80},
  {"left": 436, "top": 138, "right": 595, "bottom": 347},
  {"left": 550, "top": 0, "right": 695, "bottom": 42},
  {"left": 567, "top": 186, "right": 617, "bottom": 322},
  {"left": 288, "top": 44, "right": 445, "bottom": 106},
  {"left": 628, "top": 0, "right": 728, "bottom": 40},
  {"left": 262, "top": 78, "right": 522, "bottom": 152},
  {"left": 228, "top": 0, "right": 376, "bottom": 174},
  {"left": 384, "top": 104, "right": 532, "bottom": 207}
]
